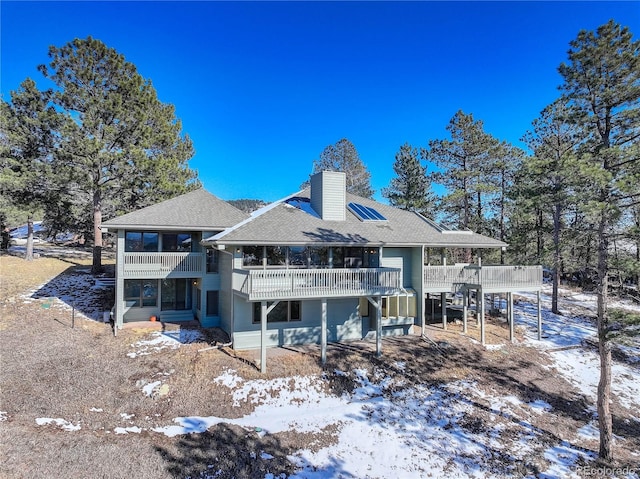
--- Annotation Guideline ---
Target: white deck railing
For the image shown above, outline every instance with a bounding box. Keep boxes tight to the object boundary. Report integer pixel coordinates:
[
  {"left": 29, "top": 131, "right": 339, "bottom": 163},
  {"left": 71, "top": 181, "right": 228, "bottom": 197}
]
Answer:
[
  {"left": 424, "top": 265, "right": 542, "bottom": 292},
  {"left": 123, "top": 252, "right": 204, "bottom": 278},
  {"left": 235, "top": 267, "right": 402, "bottom": 300}
]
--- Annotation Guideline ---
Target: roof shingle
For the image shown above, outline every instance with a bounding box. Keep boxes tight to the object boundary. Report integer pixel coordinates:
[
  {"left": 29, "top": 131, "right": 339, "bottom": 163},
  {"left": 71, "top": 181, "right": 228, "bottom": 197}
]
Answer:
[
  {"left": 102, "top": 189, "right": 248, "bottom": 231},
  {"left": 205, "top": 189, "right": 505, "bottom": 248}
]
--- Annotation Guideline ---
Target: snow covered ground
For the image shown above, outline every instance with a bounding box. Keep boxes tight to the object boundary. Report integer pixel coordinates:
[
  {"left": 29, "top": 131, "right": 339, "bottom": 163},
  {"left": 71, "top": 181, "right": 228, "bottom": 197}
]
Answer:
[{"left": 32, "top": 285, "right": 635, "bottom": 478}]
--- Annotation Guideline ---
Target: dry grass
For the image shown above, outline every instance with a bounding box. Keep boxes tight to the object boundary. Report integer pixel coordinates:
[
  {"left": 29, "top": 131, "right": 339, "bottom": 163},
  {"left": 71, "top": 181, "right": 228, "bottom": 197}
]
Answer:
[
  {"left": 1, "top": 247, "right": 639, "bottom": 478},
  {"left": 1, "top": 254, "right": 79, "bottom": 301}
]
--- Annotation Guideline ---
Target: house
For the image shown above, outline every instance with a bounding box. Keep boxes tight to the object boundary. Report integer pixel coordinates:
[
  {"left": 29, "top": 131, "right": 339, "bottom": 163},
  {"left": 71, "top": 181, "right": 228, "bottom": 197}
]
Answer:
[
  {"left": 101, "top": 189, "right": 248, "bottom": 326},
  {"left": 103, "top": 171, "right": 542, "bottom": 372}
]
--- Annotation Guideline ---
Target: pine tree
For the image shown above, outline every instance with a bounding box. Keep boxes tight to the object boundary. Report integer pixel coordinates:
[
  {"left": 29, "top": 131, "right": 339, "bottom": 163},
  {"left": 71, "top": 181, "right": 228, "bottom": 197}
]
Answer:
[
  {"left": 425, "top": 111, "right": 501, "bottom": 234},
  {"left": 26, "top": 36, "right": 200, "bottom": 272},
  {"left": 559, "top": 20, "right": 640, "bottom": 462},
  {"left": 0, "top": 79, "right": 61, "bottom": 260},
  {"left": 382, "top": 143, "right": 435, "bottom": 216},
  {"left": 309, "top": 138, "right": 374, "bottom": 198},
  {"left": 521, "top": 99, "right": 583, "bottom": 312}
]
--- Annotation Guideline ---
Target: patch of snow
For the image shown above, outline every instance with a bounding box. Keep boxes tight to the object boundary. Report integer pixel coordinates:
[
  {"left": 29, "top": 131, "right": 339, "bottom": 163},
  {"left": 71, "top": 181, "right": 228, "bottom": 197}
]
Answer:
[
  {"left": 120, "top": 413, "right": 135, "bottom": 420},
  {"left": 528, "top": 400, "right": 552, "bottom": 414},
  {"left": 260, "top": 452, "right": 274, "bottom": 460},
  {"left": 150, "top": 371, "right": 599, "bottom": 478},
  {"left": 128, "top": 330, "right": 204, "bottom": 358},
  {"left": 0, "top": 411, "right": 8, "bottom": 421},
  {"left": 515, "top": 298, "right": 640, "bottom": 412},
  {"left": 577, "top": 422, "right": 600, "bottom": 440},
  {"left": 213, "top": 369, "right": 244, "bottom": 388},
  {"left": 542, "top": 441, "right": 595, "bottom": 478},
  {"left": 21, "top": 266, "right": 104, "bottom": 321},
  {"left": 35, "top": 417, "right": 81, "bottom": 431},
  {"left": 485, "top": 343, "right": 505, "bottom": 351},
  {"left": 89, "top": 407, "right": 103, "bottom": 413},
  {"left": 142, "top": 380, "right": 162, "bottom": 397}
]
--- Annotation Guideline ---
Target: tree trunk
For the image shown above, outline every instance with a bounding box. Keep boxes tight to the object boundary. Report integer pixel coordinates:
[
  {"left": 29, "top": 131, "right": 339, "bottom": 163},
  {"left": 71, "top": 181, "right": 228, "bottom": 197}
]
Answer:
[
  {"left": 500, "top": 172, "right": 506, "bottom": 265},
  {"left": 596, "top": 211, "right": 613, "bottom": 462},
  {"left": 552, "top": 203, "right": 561, "bottom": 314},
  {"left": 25, "top": 216, "right": 34, "bottom": 261},
  {"left": 536, "top": 208, "right": 544, "bottom": 262},
  {"left": 92, "top": 189, "right": 103, "bottom": 274}
]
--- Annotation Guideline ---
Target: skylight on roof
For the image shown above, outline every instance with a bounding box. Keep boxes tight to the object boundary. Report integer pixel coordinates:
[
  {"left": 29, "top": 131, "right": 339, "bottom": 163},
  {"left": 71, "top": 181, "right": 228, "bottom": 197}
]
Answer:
[
  {"left": 284, "top": 197, "right": 320, "bottom": 218},
  {"left": 348, "top": 202, "right": 387, "bottom": 221}
]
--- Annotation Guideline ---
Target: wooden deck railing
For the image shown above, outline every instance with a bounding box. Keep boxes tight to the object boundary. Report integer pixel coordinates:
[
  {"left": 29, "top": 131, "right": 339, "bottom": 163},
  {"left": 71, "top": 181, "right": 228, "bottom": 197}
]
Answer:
[
  {"left": 424, "top": 265, "right": 542, "bottom": 292},
  {"left": 123, "top": 252, "right": 204, "bottom": 278},
  {"left": 234, "top": 267, "right": 402, "bottom": 300}
]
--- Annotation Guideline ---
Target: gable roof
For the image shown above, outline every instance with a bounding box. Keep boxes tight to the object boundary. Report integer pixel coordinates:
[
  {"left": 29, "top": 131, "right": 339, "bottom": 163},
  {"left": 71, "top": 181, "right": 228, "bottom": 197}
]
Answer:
[
  {"left": 204, "top": 189, "right": 506, "bottom": 249},
  {"left": 102, "top": 189, "right": 248, "bottom": 231}
]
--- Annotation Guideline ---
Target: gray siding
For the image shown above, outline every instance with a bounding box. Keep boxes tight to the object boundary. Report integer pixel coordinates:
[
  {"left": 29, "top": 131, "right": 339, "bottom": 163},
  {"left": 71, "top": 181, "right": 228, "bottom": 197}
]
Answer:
[
  {"left": 381, "top": 247, "right": 413, "bottom": 287},
  {"left": 218, "top": 250, "right": 234, "bottom": 334},
  {"left": 411, "top": 246, "right": 424, "bottom": 326},
  {"left": 232, "top": 297, "right": 366, "bottom": 350},
  {"left": 310, "top": 171, "right": 346, "bottom": 221}
]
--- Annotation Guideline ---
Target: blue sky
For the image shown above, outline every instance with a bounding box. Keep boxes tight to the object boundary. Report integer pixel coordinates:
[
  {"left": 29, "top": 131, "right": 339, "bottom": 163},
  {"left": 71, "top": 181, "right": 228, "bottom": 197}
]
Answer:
[{"left": 2, "top": 1, "right": 639, "bottom": 202}]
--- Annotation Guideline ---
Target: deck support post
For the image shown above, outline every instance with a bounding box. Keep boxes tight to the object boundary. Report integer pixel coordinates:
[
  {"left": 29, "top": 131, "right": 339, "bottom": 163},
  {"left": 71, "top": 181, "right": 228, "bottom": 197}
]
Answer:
[
  {"left": 321, "top": 298, "right": 327, "bottom": 365},
  {"left": 430, "top": 293, "right": 435, "bottom": 322},
  {"left": 476, "top": 288, "right": 481, "bottom": 327},
  {"left": 260, "top": 301, "right": 267, "bottom": 373},
  {"left": 462, "top": 289, "right": 468, "bottom": 334},
  {"left": 479, "top": 288, "right": 485, "bottom": 345},
  {"left": 508, "top": 292, "right": 514, "bottom": 343},
  {"left": 537, "top": 290, "right": 542, "bottom": 341},
  {"left": 441, "top": 292, "right": 447, "bottom": 330},
  {"left": 376, "top": 296, "right": 382, "bottom": 357}
]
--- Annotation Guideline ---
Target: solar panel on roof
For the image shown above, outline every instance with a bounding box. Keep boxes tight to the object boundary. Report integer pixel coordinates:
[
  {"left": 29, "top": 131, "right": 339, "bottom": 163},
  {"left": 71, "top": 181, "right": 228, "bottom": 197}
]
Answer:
[{"left": 348, "top": 202, "right": 387, "bottom": 221}]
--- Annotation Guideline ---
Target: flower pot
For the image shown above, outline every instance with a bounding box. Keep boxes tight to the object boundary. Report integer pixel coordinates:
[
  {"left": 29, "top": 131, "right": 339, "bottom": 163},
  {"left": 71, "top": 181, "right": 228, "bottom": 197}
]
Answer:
[{"left": 150, "top": 315, "right": 157, "bottom": 322}]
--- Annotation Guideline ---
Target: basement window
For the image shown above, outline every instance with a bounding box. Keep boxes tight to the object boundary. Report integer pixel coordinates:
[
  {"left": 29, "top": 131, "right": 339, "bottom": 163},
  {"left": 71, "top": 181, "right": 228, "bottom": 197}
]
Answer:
[{"left": 252, "top": 301, "right": 301, "bottom": 323}]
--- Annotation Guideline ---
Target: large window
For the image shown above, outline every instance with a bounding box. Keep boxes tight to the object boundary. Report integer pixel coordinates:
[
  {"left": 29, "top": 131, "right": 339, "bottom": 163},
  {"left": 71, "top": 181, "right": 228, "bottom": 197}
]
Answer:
[
  {"left": 309, "top": 246, "right": 329, "bottom": 267},
  {"left": 253, "top": 301, "right": 301, "bottom": 323},
  {"left": 266, "top": 246, "right": 286, "bottom": 266},
  {"left": 240, "top": 246, "right": 379, "bottom": 269},
  {"left": 162, "top": 233, "right": 192, "bottom": 252},
  {"left": 243, "top": 246, "right": 263, "bottom": 266},
  {"left": 288, "top": 246, "right": 307, "bottom": 267},
  {"left": 124, "top": 279, "right": 158, "bottom": 307},
  {"left": 206, "top": 248, "right": 219, "bottom": 273},
  {"left": 161, "top": 278, "right": 192, "bottom": 311},
  {"left": 125, "top": 232, "right": 159, "bottom": 252},
  {"left": 343, "top": 247, "right": 379, "bottom": 268},
  {"left": 206, "top": 291, "right": 219, "bottom": 316}
]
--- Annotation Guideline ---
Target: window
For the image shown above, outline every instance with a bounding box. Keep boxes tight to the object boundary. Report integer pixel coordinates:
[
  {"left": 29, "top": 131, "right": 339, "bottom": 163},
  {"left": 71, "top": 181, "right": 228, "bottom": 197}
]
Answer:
[
  {"left": 288, "top": 246, "right": 307, "bottom": 267},
  {"left": 309, "top": 246, "right": 329, "bottom": 267},
  {"left": 253, "top": 301, "right": 301, "bottom": 323},
  {"left": 162, "top": 233, "right": 192, "bottom": 252},
  {"left": 124, "top": 279, "right": 158, "bottom": 307},
  {"left": 364, "top": 248, "right": 380, "bottom": 267},
  {"left": 161, "top": 278, "right": 192, "bottom": 311},
  {"left": 342, "top": 247, "right": 379, "bottom": 268},
  {"left": 206, "top": 248, "right": 219, "bottom": 273},
  {"left": 345, "top": 247, "right": 364, "bottom": 268},
  {"left": 332, "top": 247, "right": 344, "bottom": 268},
  {"left": 125, "top": 232, "right": 159, "bottom": 252},
  {"left": 243, "top": 246, "right": 263, "bottom": 266},
  {"left": 206, "top": 291, "right": 219, "bottom": 316},
  {"left": 266, "top": 246, "right": 286, "bottom": 266},
  {"left": 359, "top": 297, "right": 370, "bottom": 317}
]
